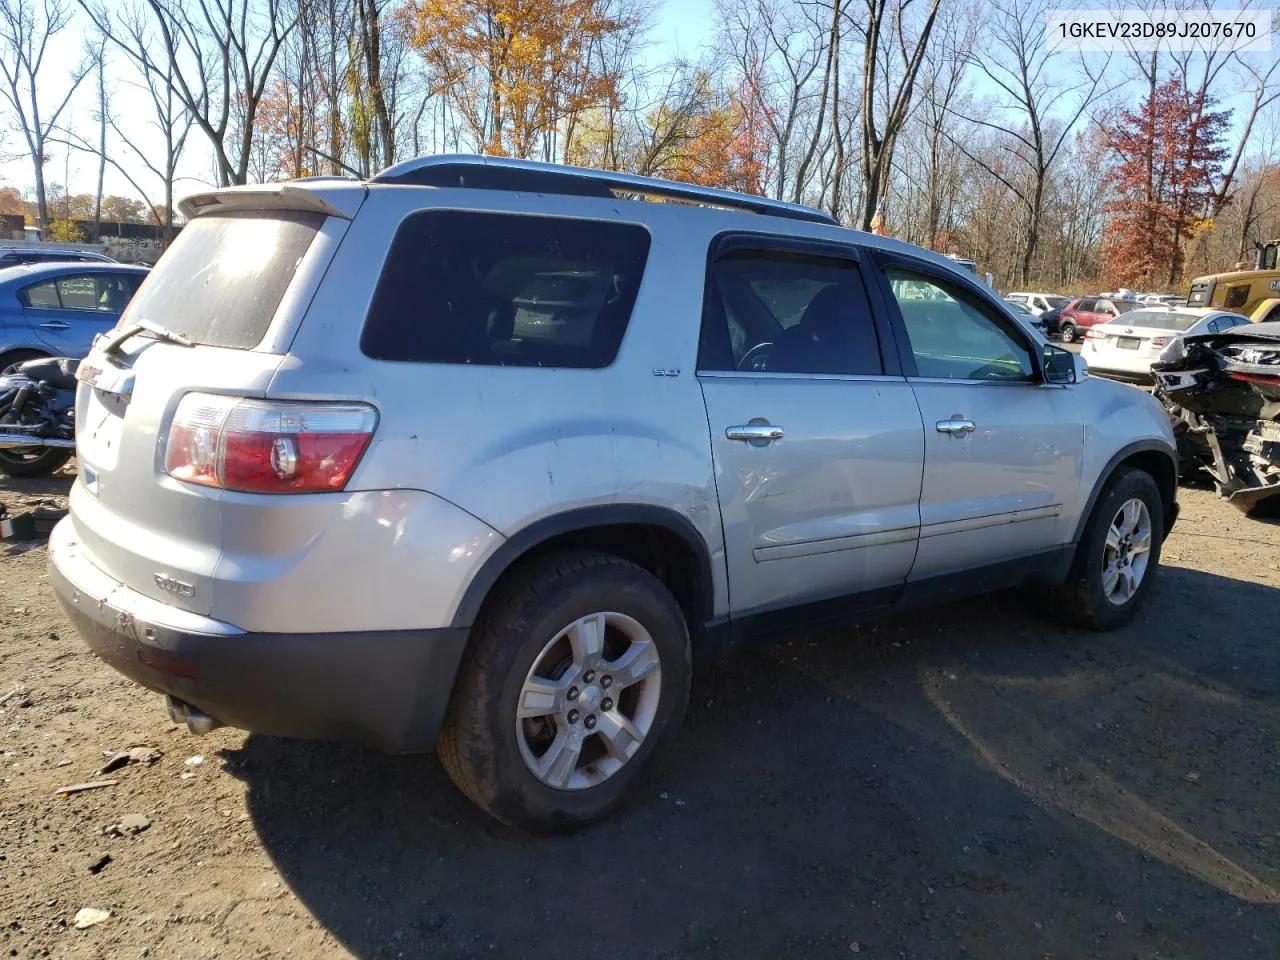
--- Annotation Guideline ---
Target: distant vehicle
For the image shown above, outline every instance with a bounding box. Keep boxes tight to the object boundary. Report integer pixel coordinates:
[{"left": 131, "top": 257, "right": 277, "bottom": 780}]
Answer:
[
  {"left": 0, "top": 261, "right": 150, "bottom": 370},
  {"left": 0, "top": 246, "right": 115, "bottom": 269},
  {"left": 1082, "top": 307, "right": 1251, "bottom": 384},
  {"left": 1187, "top": 238, "right": 1280, "bottom": 324},
  {"left": 1139, "top": 293, "right": 1186, "bottom": 307},
  {"left": 1004, "top": 291, "right": 1071, "bottom": 316},
  {"left": 1057, "top": 296, "right": 1140, "bottom": 343}
]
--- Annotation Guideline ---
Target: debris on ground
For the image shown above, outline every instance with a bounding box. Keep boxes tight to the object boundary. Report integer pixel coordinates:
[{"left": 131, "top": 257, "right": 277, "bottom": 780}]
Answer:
[
  {"left": 86, "top": 852, "right": 111, "bottom": 874},
  {"left": 0, "top": 683, "right": 29, "bottom": 707},
  {"left": 99, "top": 745, "right": 161, "bottom": 774},
  {"left": 1184, "top": 771, "right": 1201, "bottom": 783},
  {"left": 54, "top": 779, "right": 118, "bottom": 797},
  {"left": 184, "top": 755, "right": 204, "bottom": 766},
  {"left": 72, "top": 907, "right": 111, "bottom": 929},
  {"left": 103, "top": 813, "right": 151, "bottom": 837}
]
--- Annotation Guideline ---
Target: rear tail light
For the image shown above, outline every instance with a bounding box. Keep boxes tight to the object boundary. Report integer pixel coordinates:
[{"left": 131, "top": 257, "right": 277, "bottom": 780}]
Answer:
[
  {"left": 165, "top": 393, "right": 377, "bottom": 493},
  {"left": 1084, "top": 328, "right": 1102, "bottom": 339}
]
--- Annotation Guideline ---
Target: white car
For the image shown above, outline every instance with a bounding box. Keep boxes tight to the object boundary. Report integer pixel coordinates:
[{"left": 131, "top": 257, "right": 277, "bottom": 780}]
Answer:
[
  {"left": 1004, "top": 291, "right": 1072, "bottom": 316},
  {"left": 1082, "top": 307, "right": 1251, "bottom": 383}
]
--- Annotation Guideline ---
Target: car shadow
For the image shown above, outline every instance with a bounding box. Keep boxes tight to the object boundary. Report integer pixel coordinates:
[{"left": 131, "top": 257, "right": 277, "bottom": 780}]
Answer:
[{"left": 229, "top": 566, "right": 1280, "bottom": 960}]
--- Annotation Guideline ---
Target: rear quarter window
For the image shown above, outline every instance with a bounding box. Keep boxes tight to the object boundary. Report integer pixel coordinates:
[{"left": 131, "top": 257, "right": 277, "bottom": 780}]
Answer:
[
  {"left": 121, "top": 210, "right": 323, "bottom": 349},
  {"left": 361, "top": 210, "right": 651, "bottom": 368}
]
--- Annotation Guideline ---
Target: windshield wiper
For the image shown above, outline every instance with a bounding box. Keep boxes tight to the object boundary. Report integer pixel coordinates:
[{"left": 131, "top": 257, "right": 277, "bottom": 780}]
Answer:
[{"left": 99, "top": 318, "right": 195, "bottom": 357}]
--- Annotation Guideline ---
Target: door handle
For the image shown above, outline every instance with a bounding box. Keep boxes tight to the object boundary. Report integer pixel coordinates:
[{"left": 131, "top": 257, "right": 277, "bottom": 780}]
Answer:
[
  {"left": 726, "top": 423, "right": 784, "bottom": 443},
  {"left": 936, "top": 418, "right": 976, "bottom": 435},
  {"left": 39, "top": 320, "right": 71, "bottom": 330}
]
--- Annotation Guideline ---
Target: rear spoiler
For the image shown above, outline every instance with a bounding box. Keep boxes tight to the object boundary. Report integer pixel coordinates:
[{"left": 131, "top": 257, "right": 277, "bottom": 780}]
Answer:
[{"left": 177, "top": 180, "right": 366, "bottom": 221}]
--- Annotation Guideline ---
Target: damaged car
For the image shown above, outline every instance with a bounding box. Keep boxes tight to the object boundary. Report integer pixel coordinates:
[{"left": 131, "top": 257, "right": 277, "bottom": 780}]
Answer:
[{"left": 1154, "top": 321, "right": 1280, "bottom": 512}]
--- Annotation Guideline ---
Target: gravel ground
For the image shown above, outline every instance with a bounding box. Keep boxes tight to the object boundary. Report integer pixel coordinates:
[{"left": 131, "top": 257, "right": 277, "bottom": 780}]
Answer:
[{"left": 1, "top": 464, "right": 1278, "bottom": 959}]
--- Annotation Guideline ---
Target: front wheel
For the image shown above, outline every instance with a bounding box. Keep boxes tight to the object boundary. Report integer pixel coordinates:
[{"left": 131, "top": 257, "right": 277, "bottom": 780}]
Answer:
[
  {"left": 1049, "top": 467, "right": 1164, "bottom": 630},
  {"left": 1059, "top": 322, "right": 1078, "bottom": 343},
  {"left": 438, "top": 551, "right": 691, "bottom": 831}
]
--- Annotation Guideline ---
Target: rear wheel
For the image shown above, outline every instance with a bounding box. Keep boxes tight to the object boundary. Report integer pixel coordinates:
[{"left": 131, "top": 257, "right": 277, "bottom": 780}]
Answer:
[
  {"left": 0, "top": 447, "right": 72, "bottom": 478},
  {"left": 438, "top": 551, "right": 691, "bottom": 831},
  {"left": 0, "top": 349, "right": 48, "bottom": 375},
  {"left": 1059, "top": 322, "right": 1078, "bottom": 343},
  {"left": 1049, "top": 467, "right": 1163, "bottom": 630}
]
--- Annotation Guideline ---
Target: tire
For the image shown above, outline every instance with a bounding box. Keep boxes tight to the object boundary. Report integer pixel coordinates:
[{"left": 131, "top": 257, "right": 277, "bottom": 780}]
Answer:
[
  {"left": 1049, "top": 467, "right": 1163, "bottom": 630},
  {"left": 1059, "top": 322, "right": 1078, "bottom": 343},
  {"left": 0, "top": 447, "right": 72, "bottom": 478},
  {"left": 0, "top": 349, "right": 48, "bottom": 375},
  {"left": 438, "top": 550, "right": 692, "bottom": 831}
]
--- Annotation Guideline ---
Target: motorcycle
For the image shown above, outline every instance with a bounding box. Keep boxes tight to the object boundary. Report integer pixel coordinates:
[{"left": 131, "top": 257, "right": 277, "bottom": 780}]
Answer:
[
  {"left": 1152, "top": 321, "right": 1280, "bottom": 512},
  {"left": 0, "top": 356, "right": 78, "bottom": 478}
]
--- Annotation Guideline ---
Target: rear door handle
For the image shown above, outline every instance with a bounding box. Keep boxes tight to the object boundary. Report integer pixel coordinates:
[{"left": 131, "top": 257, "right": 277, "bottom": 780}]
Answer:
[
  {"left": 936, "top": 418, "right": 976, "bottom": 435},
  {"left": 39, "top": 320, "right": 71, "bottom": 330},
  {"left": 726, "top": 423, "right": 784, "bottom": 443}
]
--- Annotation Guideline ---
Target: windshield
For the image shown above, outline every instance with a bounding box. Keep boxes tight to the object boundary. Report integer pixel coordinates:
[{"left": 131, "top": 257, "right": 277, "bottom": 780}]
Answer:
[
  {"left": 119, "top": 210, "right": 324, "bottom": 349},
  {"left": 1045, "top": 296, "right": 1069, "bottom": 309},
  {"left": 1119, "top": 310, "right": 1203, "bottom": 331}
]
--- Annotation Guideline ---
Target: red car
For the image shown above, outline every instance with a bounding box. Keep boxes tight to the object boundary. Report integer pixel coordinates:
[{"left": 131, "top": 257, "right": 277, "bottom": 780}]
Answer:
[{"left": 1056, "top": 296, "right": 1139, "bottom": 343}]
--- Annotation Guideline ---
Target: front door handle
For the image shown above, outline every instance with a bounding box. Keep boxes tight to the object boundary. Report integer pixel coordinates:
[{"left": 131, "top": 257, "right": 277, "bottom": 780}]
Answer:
[
  {"left": 39, "top": 320, "right": 71, "bottom": 330},
  {"left": 936, "top": 417, "right": 976, "bottom": 435},
  {"left": 726, "top": 422, "right": 784, "bottom": 443}
]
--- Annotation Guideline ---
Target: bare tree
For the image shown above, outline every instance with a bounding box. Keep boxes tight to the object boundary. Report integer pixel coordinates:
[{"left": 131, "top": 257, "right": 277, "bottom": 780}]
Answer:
[
  {"left": 0, "top": 0, "right": 90, "bottom": 229},
  {"left": 945, "top": 0, "right": 1111, "bottom": 284},
  {"left": 90, "top": 37, "right": 107, "bottom": 239},
  {"left": 911, "top": 0, "right": 972, "bottom": 247},
  {"left": 716, "top": 0, "right": 829, "bottom": 201},
  {"left": 82, "top": 0, "right": 298, "bottom": 186},
  {"left": 850, "top": 0, "right": 941, "bottom": 229}
]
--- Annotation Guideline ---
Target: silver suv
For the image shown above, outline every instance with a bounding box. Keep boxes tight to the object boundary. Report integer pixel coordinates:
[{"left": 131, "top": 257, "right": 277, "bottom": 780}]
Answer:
[{"left": 50, "top": 156, "right": 1179, "bottom": 830}]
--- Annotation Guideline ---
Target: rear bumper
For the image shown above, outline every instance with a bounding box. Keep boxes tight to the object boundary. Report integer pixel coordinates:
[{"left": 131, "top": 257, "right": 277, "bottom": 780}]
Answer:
[
  {"left": 48, "top": 518, "right": 468, "bottom": 753},
  {"left": 1084, "top": 364, "right": 1155, "bottom": 386}
]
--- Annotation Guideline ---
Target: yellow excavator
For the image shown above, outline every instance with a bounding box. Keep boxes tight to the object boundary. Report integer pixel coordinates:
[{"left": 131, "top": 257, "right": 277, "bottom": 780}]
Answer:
[{"left": 1186, "top": 239, "right": 1280, "bottom": 323}]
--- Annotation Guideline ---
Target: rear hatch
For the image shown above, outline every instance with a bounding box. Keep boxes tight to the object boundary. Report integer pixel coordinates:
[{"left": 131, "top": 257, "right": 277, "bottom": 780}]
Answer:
[{"left": 69, "top": 184, "right": 363, "bottom": 617}]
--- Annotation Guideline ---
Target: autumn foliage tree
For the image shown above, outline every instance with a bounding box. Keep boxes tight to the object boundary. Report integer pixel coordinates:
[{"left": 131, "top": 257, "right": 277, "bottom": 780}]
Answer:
[
  {"left": 404, "top": 0, "right": 638, "bottom": 159},
  {"left": 1101, "top": 77, "right": 1229, "bottom": 288}
]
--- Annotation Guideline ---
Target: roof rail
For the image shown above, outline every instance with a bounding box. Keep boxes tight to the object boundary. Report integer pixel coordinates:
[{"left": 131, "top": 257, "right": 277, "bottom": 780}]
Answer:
[{"left": 371, "top": 154, "right": 837, "bottom": 226}]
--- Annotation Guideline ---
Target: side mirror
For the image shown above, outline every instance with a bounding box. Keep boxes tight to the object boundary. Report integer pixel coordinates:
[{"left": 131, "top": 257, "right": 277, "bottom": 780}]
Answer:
[{"left": 1044, "top": 343, "right": 1077, "bottom": 384}]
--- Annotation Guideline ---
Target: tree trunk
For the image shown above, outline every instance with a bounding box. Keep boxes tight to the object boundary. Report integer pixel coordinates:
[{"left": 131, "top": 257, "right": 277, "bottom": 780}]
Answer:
[{"left": 94, "top": 51, "right": 106, "bottom": 241}]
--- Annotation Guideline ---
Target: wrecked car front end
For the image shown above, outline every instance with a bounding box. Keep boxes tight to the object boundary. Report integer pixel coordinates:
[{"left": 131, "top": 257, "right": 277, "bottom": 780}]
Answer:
[{"left": 1153, "top": 321, "right": 1280, "bottom": 512}]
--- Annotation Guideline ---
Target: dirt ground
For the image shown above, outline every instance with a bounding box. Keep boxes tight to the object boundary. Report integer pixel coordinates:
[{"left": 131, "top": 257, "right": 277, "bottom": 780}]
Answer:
[{"left": 2, "top": 464, "right": 1278, "bottom": 960}]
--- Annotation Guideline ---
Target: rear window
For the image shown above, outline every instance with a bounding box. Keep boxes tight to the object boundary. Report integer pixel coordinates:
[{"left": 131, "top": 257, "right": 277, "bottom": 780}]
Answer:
[
  {"left": 1122, "top": 310, "right": 1202, "bottom": 331},
  {"left": 361, "top": 210, "right": 651, "bottom": 368},
  {"left": 121, "top": 210, "right": 323, "bottom": 349}
]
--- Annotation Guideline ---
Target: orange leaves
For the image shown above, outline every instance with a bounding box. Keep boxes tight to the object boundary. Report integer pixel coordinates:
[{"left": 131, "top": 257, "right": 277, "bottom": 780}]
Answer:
[{"left": 405, "top": 0, "right": 636, "bottom": 158}]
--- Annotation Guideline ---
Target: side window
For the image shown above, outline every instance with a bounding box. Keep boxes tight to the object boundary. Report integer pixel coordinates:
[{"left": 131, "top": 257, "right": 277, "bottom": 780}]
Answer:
[
  {"left": 885, "top": 266, "right": 1035, "bottom": 382},
  {"left": 362, "top": 211, "right": 650, "bottom": 368},
  {"left": 1096, "top": 299, "right": 1115, "bottom": 315},
  {"left": 20, "top": 280, "right": 60, "bottom": 308},
  {"left": 698, "top": 249, "right": 883, "bottom": 376},
  {"left": 1076, "top": 298, "right": 1096, "bottom": 312},
  {"left": 56, "top": 274, "right": 103, "bottom": 311},
  {"left": 1034, "top": 297, "right": 1049, "bottom": 311}
]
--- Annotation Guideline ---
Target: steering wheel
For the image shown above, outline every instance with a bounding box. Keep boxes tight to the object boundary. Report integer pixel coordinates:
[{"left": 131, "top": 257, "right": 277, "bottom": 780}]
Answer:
[{"left": 737, "top": 342, "right": 775, "bottom": 372}]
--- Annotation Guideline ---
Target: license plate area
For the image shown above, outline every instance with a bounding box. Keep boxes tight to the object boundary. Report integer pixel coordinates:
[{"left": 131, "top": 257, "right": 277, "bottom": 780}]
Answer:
[
  {"left": 77, "top": 387, "right": 129, "bottom": 472},
  {"left": 1117, "top": 337, "right": 1141, "bottom": 350}
]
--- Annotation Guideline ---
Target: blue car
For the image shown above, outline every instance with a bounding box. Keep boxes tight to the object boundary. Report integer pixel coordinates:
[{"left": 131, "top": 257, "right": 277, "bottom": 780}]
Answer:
[{"left": 0, "top": 261, "right": 150, "bottom": 369}]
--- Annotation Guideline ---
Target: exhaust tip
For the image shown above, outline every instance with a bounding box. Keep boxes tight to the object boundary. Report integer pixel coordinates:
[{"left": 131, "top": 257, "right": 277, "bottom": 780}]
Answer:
[{"left": 165, "top": 695, "right": 222, "bottom": 735}]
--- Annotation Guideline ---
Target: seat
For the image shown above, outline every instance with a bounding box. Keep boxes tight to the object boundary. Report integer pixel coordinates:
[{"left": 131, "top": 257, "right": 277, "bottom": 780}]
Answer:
[
  {"left": 16, "top": 356, "right": 79, "bottom": 390},
  {"left": 770, "top": 285, "right": 853, "bottom": 374}
]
